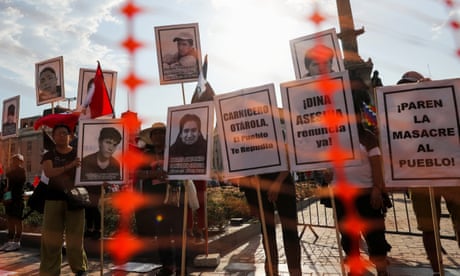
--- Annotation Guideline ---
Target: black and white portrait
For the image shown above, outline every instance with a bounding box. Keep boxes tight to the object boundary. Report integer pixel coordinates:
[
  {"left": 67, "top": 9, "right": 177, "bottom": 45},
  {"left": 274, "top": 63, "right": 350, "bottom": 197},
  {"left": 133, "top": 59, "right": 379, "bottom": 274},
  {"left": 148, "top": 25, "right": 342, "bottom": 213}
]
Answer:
[
  {"left": 164, "top": 102, "right": 213, "bottom": 180},
  {"left": 290, "top": 28, "right": 344, "bottom": 80},
  {"left": 155, "top": 23, "right": 202, "bottom": 85},
  {"left": 76, "top": 119, "right": 126, "bottom": 186},
  {"left": 35, "top": 56, "right": 65, "bottom": 106},
  {"left": 2, "top": 96, "right": 20, "bottom": 138}
]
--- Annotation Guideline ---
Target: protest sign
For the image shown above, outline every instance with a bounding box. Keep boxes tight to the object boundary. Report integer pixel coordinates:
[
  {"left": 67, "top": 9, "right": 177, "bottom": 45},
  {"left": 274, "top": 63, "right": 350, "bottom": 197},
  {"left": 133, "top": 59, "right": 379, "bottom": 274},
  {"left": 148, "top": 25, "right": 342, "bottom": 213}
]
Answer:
[
  {"left": 214, "top": 84, "right": 288, "bottom": 179},
  {"left": 164, "top": 101, "right": 214, "bottom": 180},
  {"left": 76, "top": 119, "right": 127, "bottom": 186},
  {"left": 376, "top": 78, "right": 460, "bottom": 187},
  {"left": 280, "top": 71, "right": 361, "bottom": 172}
]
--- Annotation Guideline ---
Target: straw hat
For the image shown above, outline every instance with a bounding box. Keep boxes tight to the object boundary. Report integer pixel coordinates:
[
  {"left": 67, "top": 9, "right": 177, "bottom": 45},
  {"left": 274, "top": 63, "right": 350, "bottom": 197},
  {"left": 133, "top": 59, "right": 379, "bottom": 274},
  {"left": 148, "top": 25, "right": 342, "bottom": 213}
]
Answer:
[{"left": 138, "top": 122, "right": 166, "bottom": 145}]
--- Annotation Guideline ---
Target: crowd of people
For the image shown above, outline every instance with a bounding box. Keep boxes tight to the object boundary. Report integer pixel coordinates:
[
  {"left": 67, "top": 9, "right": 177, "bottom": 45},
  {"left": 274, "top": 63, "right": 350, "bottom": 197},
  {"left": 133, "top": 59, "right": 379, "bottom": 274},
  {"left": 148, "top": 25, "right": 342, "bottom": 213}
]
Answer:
[{"left": 1, "top": 66, "right": 459, "bottom": 276}]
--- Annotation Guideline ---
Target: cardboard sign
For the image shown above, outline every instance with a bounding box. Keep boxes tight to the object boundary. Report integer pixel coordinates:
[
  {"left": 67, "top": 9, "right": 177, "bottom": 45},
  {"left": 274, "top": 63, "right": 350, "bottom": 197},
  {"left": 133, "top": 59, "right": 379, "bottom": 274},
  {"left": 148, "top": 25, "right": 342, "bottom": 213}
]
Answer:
[
  {"left": 214, "top": 84, "right": 288, "bottom": 179},
  {"left": 280, "top": 71, "right": 361, "bottom": 172},
  {"left": 164, "top": 101, "right": 214, "bottom": 180},
  {"left": 376, "top": 78, "right": 460, "bottom": 187}
]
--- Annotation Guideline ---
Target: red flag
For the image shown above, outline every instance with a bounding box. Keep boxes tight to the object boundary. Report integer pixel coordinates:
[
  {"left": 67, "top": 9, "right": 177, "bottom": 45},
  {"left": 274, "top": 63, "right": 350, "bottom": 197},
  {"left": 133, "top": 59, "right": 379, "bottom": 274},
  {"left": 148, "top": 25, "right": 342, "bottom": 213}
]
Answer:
[
  {"left": 88, "top": 61, "right": 114, "bottom": 119},
  {"left": 0, "top": 163, "right": 3, "bottom": 175},
  {"left": 33, "top": 112, "right": 80, "bottom": 132}
]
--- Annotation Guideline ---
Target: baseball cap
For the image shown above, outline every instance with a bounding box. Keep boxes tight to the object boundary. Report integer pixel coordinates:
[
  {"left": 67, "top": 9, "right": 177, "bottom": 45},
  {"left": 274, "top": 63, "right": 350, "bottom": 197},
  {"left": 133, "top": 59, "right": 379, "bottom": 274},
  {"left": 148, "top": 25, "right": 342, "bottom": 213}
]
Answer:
[
  {"left": 11, "top": 153, "right": 24, "bottom": 161},
  {"left": 173, "top": 32, "right": 193, "bottom": 42}
]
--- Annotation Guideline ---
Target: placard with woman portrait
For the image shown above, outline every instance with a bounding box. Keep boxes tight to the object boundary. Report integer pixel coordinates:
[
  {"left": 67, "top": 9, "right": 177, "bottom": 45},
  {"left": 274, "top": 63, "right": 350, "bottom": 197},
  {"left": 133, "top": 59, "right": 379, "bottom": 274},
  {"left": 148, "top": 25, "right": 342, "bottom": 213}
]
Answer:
[
  {"left": 35, "top": 56, "right": 65, "bottom": 106},
  {"left": 164, "top": 101, "right": 214, "bottom": 180}
]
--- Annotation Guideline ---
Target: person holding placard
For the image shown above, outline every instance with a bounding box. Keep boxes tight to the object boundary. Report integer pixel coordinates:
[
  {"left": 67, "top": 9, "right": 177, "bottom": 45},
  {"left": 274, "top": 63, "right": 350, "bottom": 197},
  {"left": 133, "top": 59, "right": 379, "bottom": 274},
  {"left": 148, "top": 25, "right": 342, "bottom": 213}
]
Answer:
[
  {"left": 40, "top": 124, "right": 88, "bottom": 276},
  {"left": 239, "top": 171, "right": 302, "bottom": 276},
  {"left": 135, "top": 122, "right": 188, "bottom": 276},
  {"left": 332, "top": 78, "right": 391, "bottom": 276},
  {"left": 397, "top": 71, "right": 460, "bottom": 275}
]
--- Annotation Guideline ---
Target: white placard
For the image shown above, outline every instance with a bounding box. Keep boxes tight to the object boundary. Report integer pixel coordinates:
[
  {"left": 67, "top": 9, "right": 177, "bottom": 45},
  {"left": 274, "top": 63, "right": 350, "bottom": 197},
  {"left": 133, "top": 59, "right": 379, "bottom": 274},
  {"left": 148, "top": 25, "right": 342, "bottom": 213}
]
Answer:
[
  {"left": 214, "top": 83, "right": 288, "bottom": 179},
  {"left": 376, "top": 78, "right": 460, "bottom": 187},
  {"left": 164, "top": 101, "right": 214, "bottom": 180},
  {"left": 280, "top": 71, "right": 361, "bottom": 171}
]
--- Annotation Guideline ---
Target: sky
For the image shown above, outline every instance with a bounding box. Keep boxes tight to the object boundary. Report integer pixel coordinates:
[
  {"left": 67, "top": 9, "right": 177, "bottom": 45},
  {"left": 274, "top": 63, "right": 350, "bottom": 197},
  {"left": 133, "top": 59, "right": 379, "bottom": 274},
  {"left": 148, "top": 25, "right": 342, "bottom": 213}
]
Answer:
[{"left": 1, "top": 0, "right": 459, "bottom": 130}]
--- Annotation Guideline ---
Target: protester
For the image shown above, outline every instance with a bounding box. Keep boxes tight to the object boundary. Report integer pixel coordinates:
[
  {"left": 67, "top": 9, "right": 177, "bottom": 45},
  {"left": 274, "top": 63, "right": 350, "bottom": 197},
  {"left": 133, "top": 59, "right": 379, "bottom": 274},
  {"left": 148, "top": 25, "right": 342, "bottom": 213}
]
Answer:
[
  {"left": 303, "top": 43, "right": 335, "bottom": 203},
  {"left": 397, "top": 71, "right": 460, "bottom": 275},
  {"left": 332, "top": 78, "right": 391, "bottom": 276},
  {"left": 238, "top": 171, "right": 302, "bottom": 276},
  {"left": 40, "top": 124, "right": 87, "bottom": 276},
  {"left": 0, "top": 154, "right": 26, "bottom": 252},
  {"left": 135, "top": 122, "right": 187, "bottom": 276}
]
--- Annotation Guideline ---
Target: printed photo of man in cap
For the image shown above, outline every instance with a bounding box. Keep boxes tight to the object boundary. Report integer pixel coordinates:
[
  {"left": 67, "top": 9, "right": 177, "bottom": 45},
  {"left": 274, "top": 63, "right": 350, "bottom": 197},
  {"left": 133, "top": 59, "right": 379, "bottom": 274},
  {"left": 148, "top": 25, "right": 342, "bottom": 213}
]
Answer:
[
  {"left": 162, "top": 31, "right": 199, "bottom": 74},
  {"left": 155, "top": 23, "right": 201, "bottom": 84}
]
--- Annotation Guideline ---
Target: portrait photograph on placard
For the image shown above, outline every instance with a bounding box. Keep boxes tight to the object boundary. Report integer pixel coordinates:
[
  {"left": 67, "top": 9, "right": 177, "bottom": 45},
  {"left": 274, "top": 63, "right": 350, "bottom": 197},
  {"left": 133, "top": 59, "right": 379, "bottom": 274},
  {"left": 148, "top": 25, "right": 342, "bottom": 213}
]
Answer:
[
  {"left": 290, "top": 28, "right": 344, "bottom": 80},
  {"left": 164, "top": 101, "right": 214, "bottom": 180},
  {"left": 35, "top": 56, "right": 65, "bottom": 106},
  {"left": 75, "top": 119, "right": 126, "bottom": 186},
  {"left": 213, "top": 83, "right": 288, "bottom": 179},
  {"left": 375, "top": 78, "right": 460, "bottom": 188},
  {"left": 280, "top": 71, "right": 361, "bottom": 172},
  {"left": 154, "top": 22, "right": 201, "bottom": 85},
  {"left": 76, "top": 68, "right": 118, "bottom": 113},
  {"left": 1, "top": 95, "right": 20, "bottom": 139}
]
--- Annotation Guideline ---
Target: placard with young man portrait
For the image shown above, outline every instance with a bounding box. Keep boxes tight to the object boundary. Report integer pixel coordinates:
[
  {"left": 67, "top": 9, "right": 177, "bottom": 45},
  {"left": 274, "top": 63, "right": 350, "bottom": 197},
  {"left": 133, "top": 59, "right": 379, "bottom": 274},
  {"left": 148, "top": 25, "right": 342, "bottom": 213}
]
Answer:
[
  {"left": 154, "top": 23, "right": 202, "bottom": 85},
  {"left": 1, "top": 95, "right": 20, "bottom": 139},
  {"left": 35, "top": 56, "right": 65, "bottom": 106},
  {"left": 75, "top": 119, "right": 127, "bottom": 186},
  {"left": 290, "top": 28, "right": 345, "bottom": 80}
]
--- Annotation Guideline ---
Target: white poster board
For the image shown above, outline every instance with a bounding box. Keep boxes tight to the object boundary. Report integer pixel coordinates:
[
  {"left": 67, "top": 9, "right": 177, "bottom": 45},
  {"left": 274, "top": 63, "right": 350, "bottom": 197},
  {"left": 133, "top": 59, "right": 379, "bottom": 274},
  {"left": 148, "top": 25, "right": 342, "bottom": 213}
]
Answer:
[
  {"left": 280, "top": 71, "right": 361, "bottom": 172},
  {"left": 164, "top": 101, "right": 214, "bottom": 180},
  {"left": 376, "top": 78, "right": 460, "bottom": 187},
  {"left": 154, "top": 23, "right": 202, "bottom": 85},
  {"left": 289, "top": 28, "right": 344, "bottom": 80},
  {"left": 76, "top": 119, "right": 127, "bottom": 186},
  {"left": 214, "top": 83, "right": 288, "bottom": 179},
  {"left": 76, "top": 68, "right": 118, "bottom": 112},
  {"left": 2, "top": 95, "right": 20, "bottom": 139}
]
